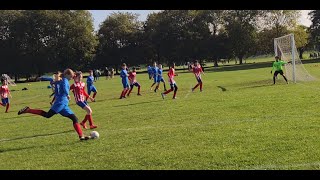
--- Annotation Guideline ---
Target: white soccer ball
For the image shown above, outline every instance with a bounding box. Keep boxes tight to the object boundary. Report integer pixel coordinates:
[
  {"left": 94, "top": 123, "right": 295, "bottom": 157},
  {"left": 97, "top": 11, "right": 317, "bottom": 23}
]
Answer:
[{"left": 90, "top": 131, "right": 99, "bottom": 139}]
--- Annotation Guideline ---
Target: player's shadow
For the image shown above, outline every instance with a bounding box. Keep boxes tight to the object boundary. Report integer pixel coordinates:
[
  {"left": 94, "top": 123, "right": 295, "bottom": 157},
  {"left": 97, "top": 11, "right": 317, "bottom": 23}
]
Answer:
[
  {"left": 217, "top": 86, "right": 227, "bottom": 92},
  {"left": 0, "top": 130, "right": 73, "bottom": 143},
  {"left": 240, "top": 84, "right": 273, "bottom": 89},
  {"left": 113, "top": 100, "right": 163, "bottom": 108},
  {"left": 2, "top": 114, "right": 35, "bottom": 121},
  {"left": 0, "top": 146, "right": 38, "bottom": 154}
]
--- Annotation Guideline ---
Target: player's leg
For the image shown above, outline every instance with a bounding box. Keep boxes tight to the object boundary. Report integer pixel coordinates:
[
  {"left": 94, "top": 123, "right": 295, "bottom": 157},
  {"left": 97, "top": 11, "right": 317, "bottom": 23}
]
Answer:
[
  {"left": 154, "top": 82, "right": 160, "bottom": 92},
  {"left": 60, "top": 107, "right": 89, "bottom": 140},
  {"left": 136, "top": 82, "right": 141, "bottom": 95},
  {"left": 76, "top": 102, "right": 88, "bottom": 129},
  {"left": 173, "top": 84, "right": 178, "bottom": 99},
  {"left": 18, "top": 105, "right": 57, "bottom": 118},
  {"left": 127, "top": 84, "right": 134, "bottom": 96},
  {"left": 273, "top": 71, "right": 279, "bottom": 84},
  {"left": 192, "top": 77, "right": 200, "bottom": 91},
  {"left": 162, "top": 79, "right": 167, "bottom": 91},
  {"left": 280, "top": 71, "right": 288, "bottom": 83},
  {"left": 92, "top": 86, "right": 97, "bottom": 99},
  {"left": 83, "top": 105, "right": 97, "bottom": 129},
  {"left": 162, "top": 83, "right": 174, "bottom": 99},
  {"left": 50, "top": 96, "right": 56, "bottom": 105},
  {"left": 5, "top": 98, "right": 10, "bottom": 113},
  {"left": 199, "top": 78, "right": 203, "bottom": 92},
  {"left": 151, "top": 77, "right": 157, "bottom": 90},
  {"left": 86, "top": 86, "right": 92, "bottom": 101}
]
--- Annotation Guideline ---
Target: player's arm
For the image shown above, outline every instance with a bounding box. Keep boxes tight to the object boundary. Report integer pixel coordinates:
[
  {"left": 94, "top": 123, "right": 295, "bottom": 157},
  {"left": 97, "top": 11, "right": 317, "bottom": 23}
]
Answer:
[
  {"left": 271, "top": 63, "right": 275, "bottom": 74},
  {"left": 8, "top": 88, "right": 12, "bottom": 98}
]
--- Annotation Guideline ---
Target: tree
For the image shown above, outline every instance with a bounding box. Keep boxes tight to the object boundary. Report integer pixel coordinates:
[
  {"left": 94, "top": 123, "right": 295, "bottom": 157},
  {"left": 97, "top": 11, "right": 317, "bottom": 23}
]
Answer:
[
  {"left": 224, "top": 10, "right": 261, "bottom": 64},
  {"left": 0, "top": 10, "right": 97, "bottom": 80},
  {"left": 95, "top": 12, "right": 143, "bottom": 72},
  {"left": 292, "top": 25, "right": 309, "bottom": 59},
  {"left": 261, "top": 10, "right": 300, "bottom": 37},
  {"left": 309, "top": 10, "right": 320, "bottom": 51}
]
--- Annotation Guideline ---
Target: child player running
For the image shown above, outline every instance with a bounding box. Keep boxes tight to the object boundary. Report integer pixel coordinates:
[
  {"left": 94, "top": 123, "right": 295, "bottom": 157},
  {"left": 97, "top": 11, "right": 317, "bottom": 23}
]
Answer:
[
  {"left": 18, "top": 69, "right": 91, "bottom": 141},
  {"left": 0, "top": 77, "right": 12, "bottom": 113},
  {"left": 86, "top": 70, "right": 98, "bottom": 101},
  {"left": 154, "top": 64, "right": 167, "bottom": 93},
  {"left": 150, "top": 62, "right": 159, "bottom": 91},
  {"left": 127, "top": 67, "right": 142, "bottom": 96},
  {"left": 70, "top": 71, "right": 97, "bottom": 130},
  {"left": 191, "top": 60, "right": 205, "bottom": 92},
  {"left": 161, "top": 63, "right": 178, "bottom": 100},
  {"left": 119, "top": 63, "right": 130, "bottom": 99}
]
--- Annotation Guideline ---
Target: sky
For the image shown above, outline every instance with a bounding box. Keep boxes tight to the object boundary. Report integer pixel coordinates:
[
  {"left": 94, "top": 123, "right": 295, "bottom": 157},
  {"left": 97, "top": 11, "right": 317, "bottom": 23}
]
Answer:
[{"left": 89, "top": 10, "right": 312, "bottom": 32}]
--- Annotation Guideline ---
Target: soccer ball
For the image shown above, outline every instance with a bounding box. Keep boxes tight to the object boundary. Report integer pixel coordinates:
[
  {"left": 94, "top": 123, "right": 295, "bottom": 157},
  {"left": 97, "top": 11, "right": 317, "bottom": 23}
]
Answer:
[{"left": 90, "top": 131, "right": 99, "bottom": 139}]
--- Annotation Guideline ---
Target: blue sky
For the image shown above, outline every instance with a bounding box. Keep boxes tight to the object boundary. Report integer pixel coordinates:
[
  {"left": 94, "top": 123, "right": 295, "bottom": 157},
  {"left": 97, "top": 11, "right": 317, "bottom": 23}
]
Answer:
[
  {"left": 89, "top": 10, "right": 160, "bottom": 31},
  {"left": 89, "top": 10, "right": 312, "bottom": 31}
]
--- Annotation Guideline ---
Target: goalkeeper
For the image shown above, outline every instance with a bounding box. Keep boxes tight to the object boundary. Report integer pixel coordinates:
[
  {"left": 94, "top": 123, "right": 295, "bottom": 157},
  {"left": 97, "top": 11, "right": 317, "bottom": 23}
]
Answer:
[{"left": 271, "top": 56, "right": 289, "bottom": 84}]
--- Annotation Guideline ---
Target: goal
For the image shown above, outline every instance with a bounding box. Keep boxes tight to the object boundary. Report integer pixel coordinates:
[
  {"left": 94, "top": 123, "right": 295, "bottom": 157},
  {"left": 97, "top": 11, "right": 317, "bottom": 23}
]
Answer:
[{"left": 274, "top": 33, "right": 315, "bottom": 83}]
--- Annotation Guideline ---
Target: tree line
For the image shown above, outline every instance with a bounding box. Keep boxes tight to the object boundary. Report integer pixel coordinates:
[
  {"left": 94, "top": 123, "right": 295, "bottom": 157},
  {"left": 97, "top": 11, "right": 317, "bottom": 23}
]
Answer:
[{"left": 1, "top": 10, "right": 319, "bottom": 81}]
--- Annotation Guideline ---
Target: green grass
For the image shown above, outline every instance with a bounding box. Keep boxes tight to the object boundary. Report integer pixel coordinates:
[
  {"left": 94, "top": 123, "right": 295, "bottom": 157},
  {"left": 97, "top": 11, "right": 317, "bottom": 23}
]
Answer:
[{"left": 2, "top": 58, "right": 320, "bottom": 170}]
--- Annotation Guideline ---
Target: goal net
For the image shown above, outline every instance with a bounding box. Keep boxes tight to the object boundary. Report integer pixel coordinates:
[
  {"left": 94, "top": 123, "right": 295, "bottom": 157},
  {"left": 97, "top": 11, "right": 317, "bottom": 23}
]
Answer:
[{"left": 274, "top": 34, "right": 315, "bottom": 82}]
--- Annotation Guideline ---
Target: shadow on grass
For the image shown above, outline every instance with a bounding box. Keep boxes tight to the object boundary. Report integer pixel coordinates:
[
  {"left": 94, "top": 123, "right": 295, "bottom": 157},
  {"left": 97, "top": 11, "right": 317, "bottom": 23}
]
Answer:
[
  {"left": 1, "top": 114, "right": 36, "bottom": 121},
  {"left": 113, "top": 100, "right": 163, "bottom": 108},
  {"left": 0, "top": 130, "right": 73, "bottom": 143},
  {"left": 217, "top": 86, "right": 227, "bottom": 92},
  {"left": 0, "top": 146, "right": 38, "bottom": 153}
]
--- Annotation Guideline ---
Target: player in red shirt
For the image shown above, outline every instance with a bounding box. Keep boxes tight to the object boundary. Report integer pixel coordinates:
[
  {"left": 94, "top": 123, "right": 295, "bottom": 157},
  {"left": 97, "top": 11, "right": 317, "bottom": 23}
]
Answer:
[
  {"left": 127, "top": 67, "right": 142, "bottom": 96},
  {"left": 0, "top": 78, "right": 12, "bottom": 113},
  {"left": 161, "top": 63, "right": 178, "bottom": 99},
  {"left": 191, "top": 60, "right": 205, "bottom": 92},
  {"left": 70, "top": 71, "right": 97, "bottom": 130}
]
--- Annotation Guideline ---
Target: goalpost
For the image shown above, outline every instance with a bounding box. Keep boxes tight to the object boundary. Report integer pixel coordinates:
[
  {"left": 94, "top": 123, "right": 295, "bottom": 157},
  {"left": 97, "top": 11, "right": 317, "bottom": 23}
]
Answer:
[{"left": 274, "top": 33, "right": 315, "bottom": 83}]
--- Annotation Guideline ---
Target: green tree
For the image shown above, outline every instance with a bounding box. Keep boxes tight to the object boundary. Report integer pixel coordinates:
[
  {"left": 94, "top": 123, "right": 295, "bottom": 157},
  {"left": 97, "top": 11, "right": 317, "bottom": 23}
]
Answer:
[
  {"left": 309, "top": 10, "right": 320, "bottom": 51},
  {"left": 292, "top": 25, "right": 309, "bottom": 59},
  {"left": 96, "top": 12, "right": 142, "bottom": 71},
  {"left": 224, "top": 10, "right": 261, "bottom": 64}
]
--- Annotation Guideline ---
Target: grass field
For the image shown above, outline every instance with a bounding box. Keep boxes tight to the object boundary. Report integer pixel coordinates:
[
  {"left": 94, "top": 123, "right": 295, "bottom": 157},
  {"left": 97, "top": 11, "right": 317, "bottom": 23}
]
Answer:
[{"left": 2, "top": 57, "right": 320, "bottom": 170}]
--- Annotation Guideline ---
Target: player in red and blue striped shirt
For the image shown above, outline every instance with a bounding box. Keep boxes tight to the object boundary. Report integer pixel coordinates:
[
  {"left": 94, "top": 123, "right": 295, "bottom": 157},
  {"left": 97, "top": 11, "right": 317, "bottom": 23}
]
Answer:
[{"left": 70, "top": 71, "right": 97, "bottom": 130}]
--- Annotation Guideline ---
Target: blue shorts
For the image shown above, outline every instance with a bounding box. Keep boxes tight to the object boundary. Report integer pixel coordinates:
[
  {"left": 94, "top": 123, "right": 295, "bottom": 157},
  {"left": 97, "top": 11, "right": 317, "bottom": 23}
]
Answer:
[
  {"left": 51, "top": 103, "right": 74, "bottom": 117},
  {"left": 122, "top": 82, "right": 129, "bottom": 89},
  {"left": 76, "top": 101, "right": 88, "bottom": 108},
  {"left": 157, "top": 77, "right": 165, "bottom": 83},
  {"left": 130, "top": 82, "right": 140, "bottom": 88},
  {"left": 1, "top": 98, "right": 9, "bottom": 105},
  {"left": 87, "top": 85, "right": 97, "bottom": 95},
  {"left": 153, "top": 76, "right": 158, "bottom": 83}
]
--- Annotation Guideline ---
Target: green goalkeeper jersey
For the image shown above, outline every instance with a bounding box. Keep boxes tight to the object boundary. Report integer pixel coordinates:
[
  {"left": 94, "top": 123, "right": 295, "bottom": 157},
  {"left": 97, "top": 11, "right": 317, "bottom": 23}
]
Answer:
[{"left": 272, "top": 60, "right": 287, "bottom": 71}]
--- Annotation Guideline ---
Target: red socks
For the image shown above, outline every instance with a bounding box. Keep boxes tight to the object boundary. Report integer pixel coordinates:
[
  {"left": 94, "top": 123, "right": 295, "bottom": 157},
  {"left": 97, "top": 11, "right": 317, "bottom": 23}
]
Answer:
[
  {"left": 73, "top": 123, "right": 83, "bottom": 137},
  {"left": 193, "top": 84, "right": 200, "bottom": 90},
  {"left": 5, "top": 103, "right": 10, "bottom": 113},
  {"left": 200, "top": 83, "right": 203, "bottom": 91},
  {"left": 164, "top": 89, "right": 173, "bottom": 95},
  {"left": 173, "top": 91, "right": 177, "bottom": 98},
  {"left": 93, "top": 92, "right": 97, "bottom": 99},
  {"left": 127, "top": 88, "right": 133, "bottom": 96},
  {"left": 87, "top": 115, "right": 94, "bottom": 126},
  {"left": 138, "top": 86, "right": 141, "bottom": 94}
]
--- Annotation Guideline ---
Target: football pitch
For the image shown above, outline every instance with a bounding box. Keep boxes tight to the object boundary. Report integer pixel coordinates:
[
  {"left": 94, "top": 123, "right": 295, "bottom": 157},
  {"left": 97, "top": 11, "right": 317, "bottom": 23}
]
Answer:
[{"left": 1, "top": 57, "right": 320, "bottom": 170}]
